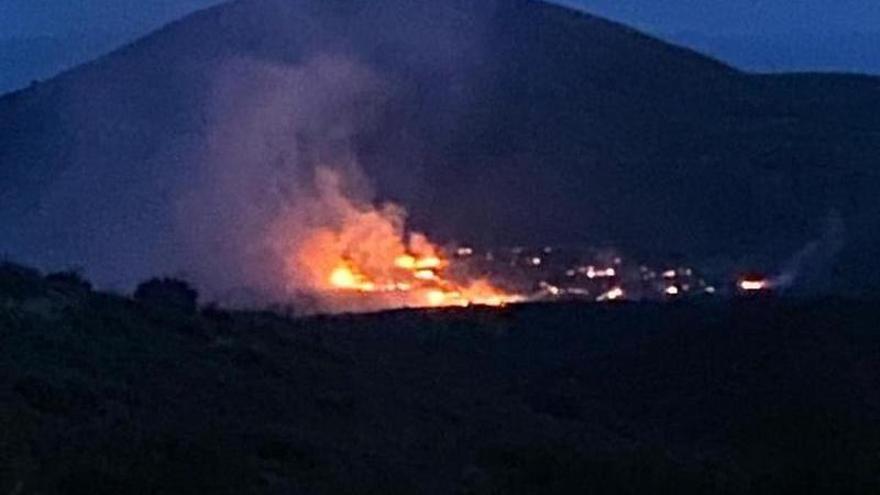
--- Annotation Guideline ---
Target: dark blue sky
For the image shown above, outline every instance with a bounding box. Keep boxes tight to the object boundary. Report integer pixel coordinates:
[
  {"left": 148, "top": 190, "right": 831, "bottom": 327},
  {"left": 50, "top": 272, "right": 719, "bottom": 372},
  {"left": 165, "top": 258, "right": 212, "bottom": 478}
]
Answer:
[
  {"left": 556, "top": 0, "right": 880, "bottom": 35},
  {"left": 0, "top": 0, "right": 222, "bottom": 37},
  {"left": 2, "top": 0, "right": 880, "bottom": 93},
  {"left": 556, "top": 0, "right": 880, "bottom": 74},
  {"left": 4, "top": 0, "right": 880, "bottom": 37}
]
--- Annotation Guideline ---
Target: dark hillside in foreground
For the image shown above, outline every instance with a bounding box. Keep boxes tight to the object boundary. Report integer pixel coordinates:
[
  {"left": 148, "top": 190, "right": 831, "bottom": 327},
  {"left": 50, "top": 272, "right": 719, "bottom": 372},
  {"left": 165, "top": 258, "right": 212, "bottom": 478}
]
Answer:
[
  {"left": 1, "top": 263, "right": 879, "bottom": 493},
  {"left": 1, "top": 0, "right": 879, "bottom": 293}
]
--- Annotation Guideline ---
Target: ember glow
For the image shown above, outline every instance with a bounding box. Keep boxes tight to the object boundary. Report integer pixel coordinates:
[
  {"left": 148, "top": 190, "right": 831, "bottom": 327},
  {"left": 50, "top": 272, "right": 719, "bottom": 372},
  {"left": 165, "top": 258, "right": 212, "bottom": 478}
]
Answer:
[
  {"left": 739, "top": 279, "right": 770, "bottom": 291},
  {"left": 321, "top": 248, "right": 520, "bottom": 310},
  {"left": 283, "top": 167, "right": 523, "bottom": 312},
  {"left": 271, "top": 167, "right": 746, "bottom": 312},
  {"left": 585, "top": 266, "right": 615, "bottom": 279},
  {"left": 597, "top": 286, "right": 625, "bottom": 302}
]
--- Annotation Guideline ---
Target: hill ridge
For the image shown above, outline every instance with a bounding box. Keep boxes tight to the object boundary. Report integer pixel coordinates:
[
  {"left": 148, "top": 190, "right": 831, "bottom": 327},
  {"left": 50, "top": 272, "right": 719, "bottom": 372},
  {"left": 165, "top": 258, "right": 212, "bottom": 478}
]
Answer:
[{"left": 1, "top": 0, "right": 879, "bottom": 295}]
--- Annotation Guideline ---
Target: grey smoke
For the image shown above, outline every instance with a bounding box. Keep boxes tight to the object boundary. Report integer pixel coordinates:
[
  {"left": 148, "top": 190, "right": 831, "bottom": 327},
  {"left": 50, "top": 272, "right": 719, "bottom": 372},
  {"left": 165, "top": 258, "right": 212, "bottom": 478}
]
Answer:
[
  {"left": 771, "top": 210, "right": 846, "bottom": 293},
  {"left": 175, "top": 55, "right": 390, "bottom": 301}
]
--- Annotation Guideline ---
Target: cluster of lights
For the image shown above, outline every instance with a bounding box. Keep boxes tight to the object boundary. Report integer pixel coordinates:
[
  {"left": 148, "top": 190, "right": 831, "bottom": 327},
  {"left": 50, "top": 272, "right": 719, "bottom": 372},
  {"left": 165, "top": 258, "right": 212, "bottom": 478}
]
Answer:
[
  {"left": 329, "top": 243, "right": 772, "bottom": 309},
  {"left": 455, "top": 247, "right": 474, "bottom": 257},
  {"left": 566, "top": 265, "right": 617, "bottom": 279},
  {"left": 597, "top": 287, "right": 625, "bottom": 302}
]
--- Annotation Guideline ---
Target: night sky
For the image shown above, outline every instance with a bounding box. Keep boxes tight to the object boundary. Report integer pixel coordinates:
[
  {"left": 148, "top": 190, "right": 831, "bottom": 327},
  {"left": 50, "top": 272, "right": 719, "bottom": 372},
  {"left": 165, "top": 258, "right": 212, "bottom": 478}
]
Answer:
[
  {"left": 557, "top": 0, "right": 880, "bottom": 35},
  {"left": 2, "top": 0, "right": 880, "bottom": 93},
  {"left": 3, "top": 0, "right": 879, "bottom": 37},
  {"left": 0, "top": 0, "right": 223, "bottom": 37}
]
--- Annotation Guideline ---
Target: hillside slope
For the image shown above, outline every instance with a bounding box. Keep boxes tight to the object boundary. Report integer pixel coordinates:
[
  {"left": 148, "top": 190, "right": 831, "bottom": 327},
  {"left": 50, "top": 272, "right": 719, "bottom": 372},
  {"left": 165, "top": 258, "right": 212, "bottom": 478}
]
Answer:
[
  {"left": 1, "top": 263, "right": 879, "bottom": 493},
  {"left": 1, "top": 0, "right": 878, "bottom": 293}
]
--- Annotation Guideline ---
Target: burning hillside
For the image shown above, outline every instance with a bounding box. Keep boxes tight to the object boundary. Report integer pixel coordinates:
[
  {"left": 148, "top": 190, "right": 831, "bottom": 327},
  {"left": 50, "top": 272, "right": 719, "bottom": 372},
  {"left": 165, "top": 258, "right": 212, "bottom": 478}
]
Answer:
[
  {"left": 279, "top": 167, "right": 523, "bottom": 313},
  {"left": 104, "top": 53, "right": 837, "bottom": 311}
]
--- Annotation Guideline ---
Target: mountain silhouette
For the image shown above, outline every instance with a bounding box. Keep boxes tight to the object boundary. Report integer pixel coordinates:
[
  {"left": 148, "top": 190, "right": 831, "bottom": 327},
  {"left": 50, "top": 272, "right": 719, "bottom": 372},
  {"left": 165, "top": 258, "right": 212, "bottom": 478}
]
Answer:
[{"left": 1, "top": 0, "right": 878, "bottom": 294}]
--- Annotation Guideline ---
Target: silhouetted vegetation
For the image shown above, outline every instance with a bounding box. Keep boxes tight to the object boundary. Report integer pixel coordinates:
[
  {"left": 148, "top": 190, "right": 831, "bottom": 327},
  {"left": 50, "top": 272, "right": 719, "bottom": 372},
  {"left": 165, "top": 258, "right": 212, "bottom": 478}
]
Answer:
[
  {"left": 1, "top": 263, "right": 879, "bottom": 493},
  {"left": 133, "top": 277, "right": 198, "bottom": 314},
  {"left": 46, "top": 269, "right": 92, "bottom": 293},
  {"left": 0, "top": 261, "right": 44, "bottom": 299}
]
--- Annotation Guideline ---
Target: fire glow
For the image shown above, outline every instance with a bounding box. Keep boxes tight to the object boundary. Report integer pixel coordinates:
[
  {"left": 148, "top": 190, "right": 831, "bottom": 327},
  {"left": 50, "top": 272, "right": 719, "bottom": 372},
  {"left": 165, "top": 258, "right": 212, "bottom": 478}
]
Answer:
[
  {"left": 323, "top": 251, "right": 518, "bottom": 309},
  {"left": 739, "top": 279, "right": 770, "bottom": 292},
  {"left": 284, "top": 167, "right": 523, "bottom": 312}
]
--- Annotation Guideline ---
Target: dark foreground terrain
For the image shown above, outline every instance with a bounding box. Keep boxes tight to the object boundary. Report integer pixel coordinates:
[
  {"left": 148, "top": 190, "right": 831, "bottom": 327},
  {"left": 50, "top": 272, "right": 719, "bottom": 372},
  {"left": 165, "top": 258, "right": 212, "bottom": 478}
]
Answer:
[{"left": 1, "top": 263, "right": 879, "bottom": 494}]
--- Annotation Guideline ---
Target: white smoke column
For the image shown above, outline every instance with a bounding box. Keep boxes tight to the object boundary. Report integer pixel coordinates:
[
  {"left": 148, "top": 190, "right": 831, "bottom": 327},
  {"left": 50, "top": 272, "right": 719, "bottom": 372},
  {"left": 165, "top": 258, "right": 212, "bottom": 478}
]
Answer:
[
  {"left": 771, "top": 210, "right": 846, "bottom": 292},
  {"left": 175, "top": 55, "right": 388, "bottom": 302}
]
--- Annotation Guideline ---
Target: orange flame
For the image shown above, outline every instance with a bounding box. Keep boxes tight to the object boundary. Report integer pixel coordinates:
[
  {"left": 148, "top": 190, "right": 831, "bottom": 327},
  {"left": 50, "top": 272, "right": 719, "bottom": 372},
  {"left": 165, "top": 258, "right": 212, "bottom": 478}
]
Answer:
[{"left": 283, "top": 167, "right": 521, "bottom": 312}]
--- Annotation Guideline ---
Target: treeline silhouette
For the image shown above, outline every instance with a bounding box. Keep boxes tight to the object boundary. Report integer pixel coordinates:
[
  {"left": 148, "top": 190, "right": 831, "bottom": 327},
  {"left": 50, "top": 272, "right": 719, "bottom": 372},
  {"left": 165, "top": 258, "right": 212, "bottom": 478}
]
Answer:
[{"left": 1, "top": 260, "right": 879, "bottom": 494}]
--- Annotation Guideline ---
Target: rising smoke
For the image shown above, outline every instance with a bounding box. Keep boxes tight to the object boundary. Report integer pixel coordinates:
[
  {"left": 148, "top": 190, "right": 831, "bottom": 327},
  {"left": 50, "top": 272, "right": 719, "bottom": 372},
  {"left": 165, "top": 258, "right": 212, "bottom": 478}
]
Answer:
[
  {"left": 0, "top": 0, "right": 504, "bottom": 301},
  {"left": 173, "top": 50, "right": 521, "bottom": 313},
  {"left": 175, "top": 55, "right": 392, "bottom": 304},
  {"left": 771, "top": 210, "right": 846, "bottom": 293}
]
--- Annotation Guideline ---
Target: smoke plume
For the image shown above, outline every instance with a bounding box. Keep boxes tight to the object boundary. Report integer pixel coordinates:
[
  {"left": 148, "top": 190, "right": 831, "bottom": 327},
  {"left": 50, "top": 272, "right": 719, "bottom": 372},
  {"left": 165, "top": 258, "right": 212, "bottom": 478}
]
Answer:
[
  {"left": 175, "top": 55, "right": 390, "bottom": 303},
  {"left": 771, "top": 210, "right": 846, "bottom": 293}
]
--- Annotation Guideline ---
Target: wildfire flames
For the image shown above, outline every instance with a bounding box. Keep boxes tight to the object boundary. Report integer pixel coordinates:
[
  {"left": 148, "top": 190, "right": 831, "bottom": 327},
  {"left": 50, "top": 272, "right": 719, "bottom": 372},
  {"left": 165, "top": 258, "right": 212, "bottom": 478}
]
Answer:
[
  {"left": 283, "top": 167, "right": 522, "bottom": 312},
  {"left": 325, "top": 252, "right": 517, "bottom": 309}
]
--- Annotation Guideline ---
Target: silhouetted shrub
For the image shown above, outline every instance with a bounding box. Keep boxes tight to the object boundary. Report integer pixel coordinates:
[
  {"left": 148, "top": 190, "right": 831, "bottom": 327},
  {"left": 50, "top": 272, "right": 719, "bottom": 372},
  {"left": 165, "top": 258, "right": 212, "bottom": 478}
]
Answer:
[
  {"left": 56, "top": 467, "right": 124, "bottom": 495},
  {"left": 202, "top": 303, "right": 233, "bottom": 322},
  {"left": 46, "top": 270, "right": 93, "bottom": 293},
  {"left": 134, "top": 278, "right": 198, "bottom": 314},
  {"left": 13, "top": 376, "right": 96, "bottom": 416},
  {"left": 255, "top": 437, "right": 319, "bottom": 470},
  {"left": 473, "top": 445, "right": 721, "bottom": 494},
  {"left": 0, "top": 262, "right": 44, "bottom": 299}
]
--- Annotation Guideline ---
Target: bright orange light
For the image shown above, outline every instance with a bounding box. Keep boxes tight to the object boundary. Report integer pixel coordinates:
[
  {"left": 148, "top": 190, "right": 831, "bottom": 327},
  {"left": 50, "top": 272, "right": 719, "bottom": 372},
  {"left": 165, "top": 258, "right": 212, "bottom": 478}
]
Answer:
[
  {"left": 739, "top": 279, "right": 769, "bottom": 291},
  {"left": 479, "top": 296, "right": 504, "bottom": 307},
  {"left": 597, "top": 287, "right": 625, "bottom": 301},
  {"left": 415, "top": 256, "right": 442, "bottom": 269},
  {"left": 330, "top": 265, "right": 358, "bottom": 289},
  {"left": 329, "top": 264, "right": 379, "bottom": 293},
  {"left": 414, "top": 269, "right": 437, "bottom": 281},
  {"left": 426, "top": 290, "right": 447, "bottom": 306},
  {"left": 394, "top": 255, "right": 417, "bottom": 269},
  {"left": 286, "top": 167, "right": 523, "bottom": 312}
]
